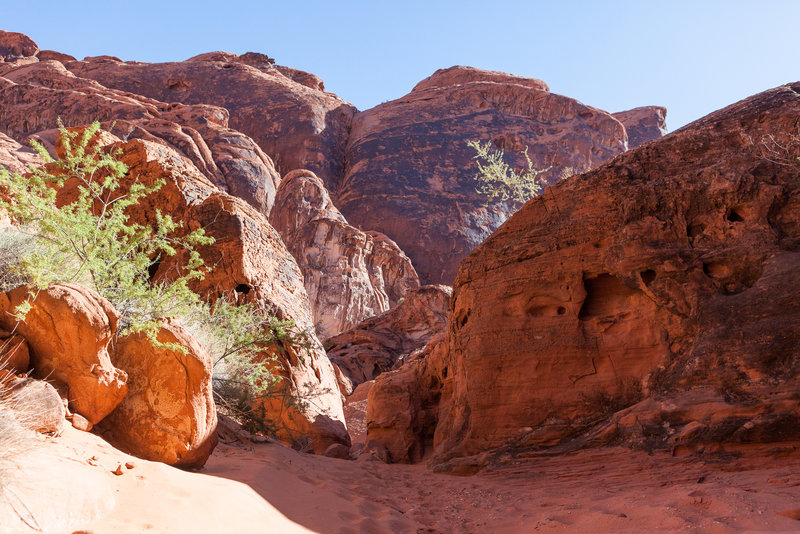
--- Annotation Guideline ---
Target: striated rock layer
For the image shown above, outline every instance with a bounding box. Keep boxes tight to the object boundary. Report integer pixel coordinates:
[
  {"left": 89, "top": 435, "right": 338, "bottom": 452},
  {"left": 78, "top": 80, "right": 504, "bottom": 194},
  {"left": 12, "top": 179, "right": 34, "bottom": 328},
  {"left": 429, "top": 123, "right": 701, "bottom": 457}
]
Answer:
[
  {"left": 65, "top": 52, "right": 356, "bottom": 189},
  {"left": 338, "top": 65, "right": 632, "bottom": 284},
  {"left": 327, "top": 285, "right": 451, "bottom": 390},
  {"left": 270, "top": 169, "right": 419, "bottom": 339},
  {"left": 0, "top": 58, "right": 281, "bottom": 216},
  {"left": 367, "top": 82, "right": 800, "bottom": 469}
]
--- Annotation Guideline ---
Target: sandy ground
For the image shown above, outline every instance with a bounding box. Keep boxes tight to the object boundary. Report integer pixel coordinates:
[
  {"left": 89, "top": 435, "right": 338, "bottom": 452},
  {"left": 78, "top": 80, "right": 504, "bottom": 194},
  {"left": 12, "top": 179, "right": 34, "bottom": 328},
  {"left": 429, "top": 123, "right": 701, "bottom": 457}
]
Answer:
[{"left": 28, "top": 425, "right": 800, "bottom": 534}]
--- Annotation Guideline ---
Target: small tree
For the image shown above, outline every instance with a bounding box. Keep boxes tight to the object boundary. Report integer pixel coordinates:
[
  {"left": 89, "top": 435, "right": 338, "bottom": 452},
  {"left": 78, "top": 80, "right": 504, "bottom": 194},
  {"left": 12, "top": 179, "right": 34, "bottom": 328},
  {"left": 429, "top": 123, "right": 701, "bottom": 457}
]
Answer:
[
  {"left": 0, "top": 121, "right": 212, "bottom": 341},
  {"left": 467, "top": 139, "right": 549, "bottom": 204}
]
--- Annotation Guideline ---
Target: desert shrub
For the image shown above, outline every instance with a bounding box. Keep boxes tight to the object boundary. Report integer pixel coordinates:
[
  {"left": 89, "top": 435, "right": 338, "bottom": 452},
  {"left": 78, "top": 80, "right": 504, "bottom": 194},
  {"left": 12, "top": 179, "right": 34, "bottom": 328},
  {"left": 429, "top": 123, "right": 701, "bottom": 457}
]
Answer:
[
  {"left": 0, "top": 121, "right": 298, "bottom": 435},
  {"left": 0, "top": 120, "right": 212, "bottom": 343},
  {"left": 467, "top": 139, "right": 549, "bottom": 204}
]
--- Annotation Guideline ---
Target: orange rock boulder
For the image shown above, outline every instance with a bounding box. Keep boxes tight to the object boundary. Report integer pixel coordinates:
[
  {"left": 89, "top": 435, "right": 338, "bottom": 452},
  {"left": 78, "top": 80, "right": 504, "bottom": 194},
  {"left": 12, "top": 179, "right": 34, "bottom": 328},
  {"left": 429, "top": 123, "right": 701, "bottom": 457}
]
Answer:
[
  {"left": 100, "top": 321, "right": 217, "bottom": 468},
  {"left": 270, "top": 169, "right": 420, "bottom": 338},
  {"left": 0, "top": 284, "right": 127, "bottom": 425}
]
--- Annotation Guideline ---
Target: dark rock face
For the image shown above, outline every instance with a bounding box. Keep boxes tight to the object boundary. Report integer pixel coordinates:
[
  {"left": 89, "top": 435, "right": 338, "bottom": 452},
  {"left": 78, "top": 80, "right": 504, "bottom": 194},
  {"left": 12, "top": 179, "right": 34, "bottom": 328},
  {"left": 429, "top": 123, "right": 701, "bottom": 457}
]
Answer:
[
  {"left": 66, "top": 53, "right": 356, "bottom": 190},
  {"left": 366, "top": 82, "right": 800, "bottom": 469},
  {"left": 0, "top": 31, "right": 38, "bottom": 61},
  {"left": 338, "top": 65, "right": 630, "bottom": 284},
  {"left": 612, "top": 106, "right": 667, "bottom": 148}
]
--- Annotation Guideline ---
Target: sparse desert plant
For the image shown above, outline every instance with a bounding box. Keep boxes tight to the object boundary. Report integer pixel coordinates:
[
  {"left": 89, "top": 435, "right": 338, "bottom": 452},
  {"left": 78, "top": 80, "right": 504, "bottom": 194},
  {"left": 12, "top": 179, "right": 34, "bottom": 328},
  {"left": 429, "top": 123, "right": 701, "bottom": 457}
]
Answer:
[
  {"left": 0, "top": 120, "right": 213, "bottom": 343},
  {"left": 467, "top": 139, "right": 550, "bottom": 204},
  {"left": 0, "top": 120, "right": 301, "bottom": 438}
]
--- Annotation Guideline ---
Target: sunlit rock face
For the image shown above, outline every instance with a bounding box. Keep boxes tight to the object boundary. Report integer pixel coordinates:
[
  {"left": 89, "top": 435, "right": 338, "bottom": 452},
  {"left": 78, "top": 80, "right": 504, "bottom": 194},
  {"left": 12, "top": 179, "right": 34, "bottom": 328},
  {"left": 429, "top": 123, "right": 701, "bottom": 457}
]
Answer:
[
  {"left": 337, "top": 65, "right": 631, "bottom": 284},
  {"left": 367, "top": 82, "right": 800, "bottom": 470}
]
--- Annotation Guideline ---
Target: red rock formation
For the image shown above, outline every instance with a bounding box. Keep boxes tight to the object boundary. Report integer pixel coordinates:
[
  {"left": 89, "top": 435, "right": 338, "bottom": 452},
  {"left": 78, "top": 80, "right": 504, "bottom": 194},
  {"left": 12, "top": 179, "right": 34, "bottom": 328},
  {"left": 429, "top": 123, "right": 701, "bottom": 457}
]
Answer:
[
  {"left": 0, "top": 31, "right": 38, "bottom": 61},
  {"left": 101, "top": 320, "right": 217, "bottom": 468},
  {"left": 612, "top": 106, "right": 667, "bottom": 148},
  {"left": 110, "top": 138, "right": 349, "bottom": 453},
  {"left": 66, "top": 52, "right": 356, "bottom": 189},
  {"left": 338, "top": 65, "right": 630, "bottom": 284},
  {"left": 0, "top": 284, "right": 127, "bottom": 425},
  {"left": 270, "top": 169, "right": 420, "bottom": 338},
  {"left": 326, "top": 285, "right": 451, "bottom": 388},
  {"left": 367, "top": 82, "right": 800, "bottom": 469},
  {"left": 0, "top": 59, "right": 280, "bottom": 215}
]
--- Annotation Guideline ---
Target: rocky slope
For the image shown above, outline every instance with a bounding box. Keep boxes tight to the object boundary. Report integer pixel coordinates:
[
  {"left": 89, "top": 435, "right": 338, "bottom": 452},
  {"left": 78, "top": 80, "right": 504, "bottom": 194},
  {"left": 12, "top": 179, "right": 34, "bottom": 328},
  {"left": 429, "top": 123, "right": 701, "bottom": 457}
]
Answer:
[
  {"left": 338, "top": 66, "right": 648, "bottom": 284},
  {"left": 367, "top": 82, "right": 800, "bottom": 470}
]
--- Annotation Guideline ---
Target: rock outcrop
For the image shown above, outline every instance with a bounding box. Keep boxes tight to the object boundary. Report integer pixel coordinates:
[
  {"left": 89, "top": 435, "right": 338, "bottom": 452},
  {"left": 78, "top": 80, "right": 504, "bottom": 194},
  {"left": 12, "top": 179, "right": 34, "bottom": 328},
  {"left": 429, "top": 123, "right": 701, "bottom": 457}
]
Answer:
[
  {"left": 367, "top": 82, "right": 800, "bottom": 469},
  {"left": 327, "top": 285, "right": 451, "bottom": 388},
  {"left": 110, "top": 138, "right": 349, "bottom": 453},
  {"left": 270, "top": 169, "right": 420, "bottom": 338},
  {"left": 612, "top": 106, "right": 668, "bottom": 148},
  {"left": 338, "top": 65, "right": 630, "bottom": 284},
  {"left": 0, "top": 284, "right": 127, "bottom": 425},
  {"left": 101, "top": 321, "right": 217, "bottom": 468},
  {"left": 0, "top": 131, "right": 38, "bottom": 173},
  {"left": 0, "top": 30, "right": 38, "bottom": 61},
  {"left": 66, "top": 52, "right": 356, "bottom": 189},
  {"left": 0, "top": 59, "right": 281, "bottom": 216}
]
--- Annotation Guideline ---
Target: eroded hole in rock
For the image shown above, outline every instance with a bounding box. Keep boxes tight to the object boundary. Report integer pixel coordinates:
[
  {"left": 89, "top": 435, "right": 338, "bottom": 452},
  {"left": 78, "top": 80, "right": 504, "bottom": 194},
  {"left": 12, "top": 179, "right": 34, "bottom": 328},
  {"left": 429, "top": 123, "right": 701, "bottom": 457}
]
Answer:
[
  {"left": 557, "top": 306, "right": 567, "bottom": 315},
  {"left": 702, "top": 262, "right": 729, "bottom": 279},
  {"left": 168, "top": 80, "right": 190, "bottom": 91},
  {"left": 687, "top": 222, "right": 705, "bottom": 238},
  {"left": 457, "top": 310, "right": 470, "bottom": 328},
  {"left": 578, "top": 274, "right": 640, "bottom": 320},
  {"left": 235, "top": 283, "right": 252, "bottom": 295},
  {"left": 726, "top": 207, "right": 745, "bottom": 222},
  {"left": 147, "top": 260, "right": 161, "bottom": 281},
  {"left": 640, "top": 269, "right": 656, "bottom": 287}
]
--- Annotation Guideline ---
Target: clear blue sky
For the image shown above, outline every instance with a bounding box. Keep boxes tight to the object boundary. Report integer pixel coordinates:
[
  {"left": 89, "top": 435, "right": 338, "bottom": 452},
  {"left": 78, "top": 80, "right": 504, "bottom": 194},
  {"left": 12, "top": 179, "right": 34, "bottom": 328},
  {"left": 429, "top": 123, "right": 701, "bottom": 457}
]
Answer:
[{"left": 4, "top": 1, "right": 799, "bottom": 130}]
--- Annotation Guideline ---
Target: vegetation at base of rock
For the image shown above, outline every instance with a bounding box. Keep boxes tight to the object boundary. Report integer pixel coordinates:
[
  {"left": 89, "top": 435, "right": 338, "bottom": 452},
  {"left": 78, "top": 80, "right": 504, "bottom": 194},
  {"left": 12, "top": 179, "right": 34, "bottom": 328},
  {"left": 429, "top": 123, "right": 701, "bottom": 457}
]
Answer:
[
  {"left": 0, "top": 120, "right": 211, "bottom": 343},
  {"left": 0, "top": 121, "right": 301, "bottom": 437},
  {"left": 467, "top": 139, "right": 549, "bottom": 204}
]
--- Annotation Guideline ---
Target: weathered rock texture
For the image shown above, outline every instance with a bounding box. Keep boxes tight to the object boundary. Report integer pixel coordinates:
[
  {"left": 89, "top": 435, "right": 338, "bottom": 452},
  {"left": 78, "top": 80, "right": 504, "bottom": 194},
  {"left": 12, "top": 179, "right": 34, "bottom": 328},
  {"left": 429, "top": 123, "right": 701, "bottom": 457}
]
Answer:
[
  {"left": 0, "top": 131, "right": 38, "bottom": 173},
  {"left": 66, "top": 52, "right": 356, "bottom": 189},
  {"left": 367, "top": 82, "right": 800, "bottom": 469},
  {"left": 327, "top": 285, "right": 451, "bottom": 388},
  {"left": 101, "top": 321, "right": 217, "bottom": 468},
  {"left": 612, "top": 106, "right": 668, "bottom": 148},
  {"left": 0, "top": 284, "right": 127, "bottom": 425},
  {"left": 1, "top": 376, "right": 66, "bottom": 435},
  {"left": 338, "top": 65, "right": 631, "bottom": 284},
  {"left": 111, "top": 138, "right": 349, "bottom": 453},
  {"left": 0, "top": 59, "right": 281, "bottom": 215},
  {"left": 270, "top": 169, "right": 420, "bottom": 338}
]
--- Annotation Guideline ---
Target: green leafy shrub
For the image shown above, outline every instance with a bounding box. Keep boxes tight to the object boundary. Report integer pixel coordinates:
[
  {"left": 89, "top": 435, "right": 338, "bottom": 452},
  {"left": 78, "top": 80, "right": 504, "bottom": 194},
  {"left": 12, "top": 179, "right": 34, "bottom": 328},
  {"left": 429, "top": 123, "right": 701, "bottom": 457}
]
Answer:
[
  {"left": 0, "top": 120, "right": 212, "bottom": 341},
  {"left": 467, "top": 139, "right": 549, "bottom": 204},
  {"left": 0, "top": 121, "right": 301, "bottom": 436}
]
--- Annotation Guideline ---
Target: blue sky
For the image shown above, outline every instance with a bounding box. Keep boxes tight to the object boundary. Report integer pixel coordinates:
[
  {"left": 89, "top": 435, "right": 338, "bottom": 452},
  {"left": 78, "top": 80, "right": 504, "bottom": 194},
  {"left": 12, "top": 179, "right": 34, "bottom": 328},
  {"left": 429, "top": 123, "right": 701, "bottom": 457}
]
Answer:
[{"left": 4, "top": 1, "right": 799, "bottom": 130}]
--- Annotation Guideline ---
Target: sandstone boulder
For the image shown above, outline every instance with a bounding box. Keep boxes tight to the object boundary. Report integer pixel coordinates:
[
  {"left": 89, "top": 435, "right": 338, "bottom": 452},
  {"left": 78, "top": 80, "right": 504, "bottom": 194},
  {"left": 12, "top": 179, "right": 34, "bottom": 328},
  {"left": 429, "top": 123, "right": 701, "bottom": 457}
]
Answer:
[
  {"left": 0, "top": 284, "right": 127, "bottom": 425},
  {"left": 338, "top": 65, "right": 630, "bottom": 284},
  {"left": 0, "top": 131, "right": 39, "bottom": 173},
  {"left": 100, "top": 320, "right": 217, "bottom": 468},
  {"left": 612, "top": 106, "right": 668, "bottom": 148},
  {"left": 270, "top": 169, "right": 419, "bottom": 338},
  {"left": 367, "top": 82, "right": 800, "bottom": 468},
  {"left": 327, "top": 285, "right": 451, "bottom": 387}
]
